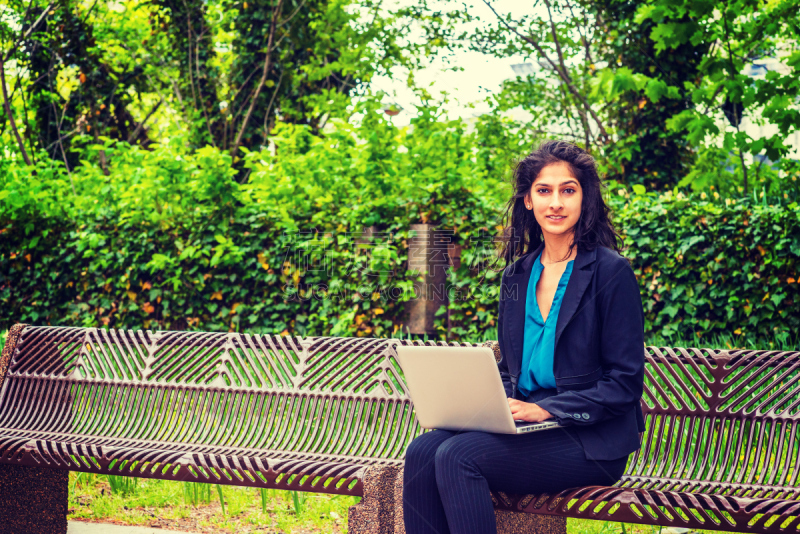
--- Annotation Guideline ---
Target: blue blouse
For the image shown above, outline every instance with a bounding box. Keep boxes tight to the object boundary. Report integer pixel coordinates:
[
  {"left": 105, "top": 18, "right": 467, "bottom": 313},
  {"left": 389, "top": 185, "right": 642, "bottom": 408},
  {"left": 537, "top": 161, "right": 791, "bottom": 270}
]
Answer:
[{"left": 518, "top": 252, "right": 574, "bottom": 397}]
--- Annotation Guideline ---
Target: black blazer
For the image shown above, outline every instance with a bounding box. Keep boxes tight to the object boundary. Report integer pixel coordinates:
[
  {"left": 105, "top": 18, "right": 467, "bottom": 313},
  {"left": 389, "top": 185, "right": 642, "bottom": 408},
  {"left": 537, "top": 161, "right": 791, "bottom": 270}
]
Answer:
[{"left": 497, "top": 242, "right": 646, "bottom": 461}]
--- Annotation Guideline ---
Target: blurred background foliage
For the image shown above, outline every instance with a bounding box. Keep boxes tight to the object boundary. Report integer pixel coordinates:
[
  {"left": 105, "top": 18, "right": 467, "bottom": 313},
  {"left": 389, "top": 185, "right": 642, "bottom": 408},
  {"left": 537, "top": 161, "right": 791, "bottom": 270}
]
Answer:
[{"left": 1, "top": 0, "right": 799, "bottom": 346}]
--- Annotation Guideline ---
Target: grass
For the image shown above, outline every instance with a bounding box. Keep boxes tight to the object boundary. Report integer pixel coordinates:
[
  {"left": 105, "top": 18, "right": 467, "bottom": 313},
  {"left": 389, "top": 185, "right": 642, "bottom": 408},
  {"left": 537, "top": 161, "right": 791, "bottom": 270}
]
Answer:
[
  {"left": 68, "top": 472, "right": 357, "bottom": 533},
  {"left": 68, "top": 472, "right": 744, "bottom": 533},
  {"left": 568, "top": 519, "right": 743, "bottom": 534}
]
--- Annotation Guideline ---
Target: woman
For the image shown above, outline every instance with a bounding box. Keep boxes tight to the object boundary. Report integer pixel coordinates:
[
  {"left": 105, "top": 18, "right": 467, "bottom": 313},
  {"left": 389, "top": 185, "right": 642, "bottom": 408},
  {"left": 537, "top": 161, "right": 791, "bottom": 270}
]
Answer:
[{"left": 402, "top": 140, "right": 646, "bottom": 534}]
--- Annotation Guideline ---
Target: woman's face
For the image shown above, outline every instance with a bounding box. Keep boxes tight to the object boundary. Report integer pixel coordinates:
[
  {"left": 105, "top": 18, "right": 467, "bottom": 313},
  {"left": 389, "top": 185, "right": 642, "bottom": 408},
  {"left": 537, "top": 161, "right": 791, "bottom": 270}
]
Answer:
[{"left": 526, "top": 162, "right": 583, "bottom": 240}]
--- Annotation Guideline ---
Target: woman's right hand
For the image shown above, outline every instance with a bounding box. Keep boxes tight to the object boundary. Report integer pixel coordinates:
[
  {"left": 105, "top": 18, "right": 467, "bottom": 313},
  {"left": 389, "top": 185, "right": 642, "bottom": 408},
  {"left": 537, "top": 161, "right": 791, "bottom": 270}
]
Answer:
[{"left": 508, "top": 398, "right": 553, "bottom": 423}]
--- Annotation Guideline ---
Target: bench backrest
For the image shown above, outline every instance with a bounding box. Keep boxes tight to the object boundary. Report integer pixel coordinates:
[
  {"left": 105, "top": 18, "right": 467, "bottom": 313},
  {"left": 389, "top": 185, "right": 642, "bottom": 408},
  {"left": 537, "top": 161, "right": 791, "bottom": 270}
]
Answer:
[
  {"left": 0, "top": 325, "right": 437, "bottom": 494},
  {"left": 1, "top": 325, "right": 799, "bottom": 500},
  {"left": 631, "top": 346, "right": 800, "bottom": 501}
]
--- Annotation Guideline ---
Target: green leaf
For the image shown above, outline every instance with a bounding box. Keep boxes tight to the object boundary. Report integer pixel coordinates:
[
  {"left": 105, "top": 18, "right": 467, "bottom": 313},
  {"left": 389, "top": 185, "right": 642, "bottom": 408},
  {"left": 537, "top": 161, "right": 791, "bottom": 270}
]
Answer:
[
  {"left": 634, "top": 4, "right": 661, "bottom": 24},
  {"left": 678, "top": 235, "right": 705, "bottom": 255},
  {"left": 770, "top": 293, "right": 785, "bottom": 307},
  {"left": 645, "top": 79, "right": 668, "bottom": 103},
  {"left": 662, "top": 305, "right": 680, "bottom": 319}
]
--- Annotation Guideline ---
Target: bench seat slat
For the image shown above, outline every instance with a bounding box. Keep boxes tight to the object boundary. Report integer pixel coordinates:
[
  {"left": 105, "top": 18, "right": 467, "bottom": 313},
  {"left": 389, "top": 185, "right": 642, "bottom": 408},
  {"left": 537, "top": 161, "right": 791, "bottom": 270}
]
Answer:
[
  {"left": 0, "top": 434, "right": 406, "bottom": 495},
  {"left": 493, "top": 485, "right": 800, "bottom": 533}
]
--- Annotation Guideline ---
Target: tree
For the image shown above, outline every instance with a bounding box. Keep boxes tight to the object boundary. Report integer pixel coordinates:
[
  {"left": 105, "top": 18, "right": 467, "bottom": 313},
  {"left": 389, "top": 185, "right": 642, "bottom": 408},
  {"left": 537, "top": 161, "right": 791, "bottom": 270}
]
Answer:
[
  {"left": 592, "top": 0, "right": 709, "bottom": 189},
  {"left": 26, "top": 0, "right": 150, "bottom": 171},
  {"left": 0, "top": 0, "right": 53, "bottom": 166},
  {"left": 463, "top": 0, "right": 800, "bottom": 194},
  {"left": 636, "top": 0, "right": 800, "bottom": 195},
  {"left": 3, "top": 0, "right": 448, "bottom": 167}
]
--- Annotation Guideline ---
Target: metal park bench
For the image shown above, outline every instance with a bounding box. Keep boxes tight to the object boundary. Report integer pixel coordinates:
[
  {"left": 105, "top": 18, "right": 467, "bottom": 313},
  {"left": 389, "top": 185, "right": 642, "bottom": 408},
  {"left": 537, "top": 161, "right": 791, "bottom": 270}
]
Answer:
[{"left": 0, "top": 324, "right": 798, "bottom": 534}]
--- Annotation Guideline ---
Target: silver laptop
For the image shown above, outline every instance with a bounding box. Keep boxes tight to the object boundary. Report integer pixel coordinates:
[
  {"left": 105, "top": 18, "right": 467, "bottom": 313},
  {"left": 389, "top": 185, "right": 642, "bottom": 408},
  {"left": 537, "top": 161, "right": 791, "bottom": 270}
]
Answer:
[{"left": 395, "top": 345, "right": 562, "bottom": 435}]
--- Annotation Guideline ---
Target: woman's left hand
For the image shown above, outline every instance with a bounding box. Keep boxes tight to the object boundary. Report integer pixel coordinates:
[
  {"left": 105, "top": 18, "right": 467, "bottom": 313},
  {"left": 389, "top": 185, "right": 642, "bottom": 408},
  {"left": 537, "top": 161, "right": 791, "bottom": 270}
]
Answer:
[{"left": 508, "top": 399, "right": 553, "bottom": 423}]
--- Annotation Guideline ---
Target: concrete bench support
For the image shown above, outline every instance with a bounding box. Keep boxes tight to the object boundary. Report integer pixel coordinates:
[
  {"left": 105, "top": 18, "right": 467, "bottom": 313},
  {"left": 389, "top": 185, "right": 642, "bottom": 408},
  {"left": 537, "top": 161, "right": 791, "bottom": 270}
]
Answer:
[
  {"left": 0, "top": 463, "right": 68, "bottom": 534},
  {"left": 349, "top": 466, "right": 567, "bottom": 534}
]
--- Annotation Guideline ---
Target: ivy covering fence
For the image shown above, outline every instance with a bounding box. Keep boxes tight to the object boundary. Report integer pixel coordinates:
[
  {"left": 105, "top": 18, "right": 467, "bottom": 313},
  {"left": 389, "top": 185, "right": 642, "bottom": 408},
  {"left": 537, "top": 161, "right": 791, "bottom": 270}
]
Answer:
[{"left": 2, "top": 115, "right": 799, "bottom": 345}]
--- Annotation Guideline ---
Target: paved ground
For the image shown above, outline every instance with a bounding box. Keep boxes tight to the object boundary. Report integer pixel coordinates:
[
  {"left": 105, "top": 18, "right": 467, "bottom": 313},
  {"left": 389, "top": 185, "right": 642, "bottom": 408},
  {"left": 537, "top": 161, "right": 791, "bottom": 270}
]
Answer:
[{"left": 68, "top": 522, "right": 194, "bottom": 533}]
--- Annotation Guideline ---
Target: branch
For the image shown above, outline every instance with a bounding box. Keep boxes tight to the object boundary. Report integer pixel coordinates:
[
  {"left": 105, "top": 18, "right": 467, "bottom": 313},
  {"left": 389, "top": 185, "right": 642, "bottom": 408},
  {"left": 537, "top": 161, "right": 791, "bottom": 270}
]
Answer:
[
  {"left": 185, "top": 25, "right": 198, "bottom": 111},
  {"left": 278, "top": 0, "right": 308, "bottom": 27},
  {"left": 127, "top": 98, "right": 163, "bottom": 143},
  {"left": 182, "top": 0, "right": 214, "bottom": 142},
  {"left": 543, "top": 0, "right": 569, "bottom": 82},
  {"left": 482, "top": 0, "right": 609, "bottom": 143},
  {"left": 116, "top": 41, "right": 185, "bottom": 122},
  {"left": 0, "top": 58, "right": 33, "bottom": 166},
  {"left": 51, "top": 101, "right": 74, "bottom": 193},
  {"left": 44, "top": 126, "right": 79, "bottom": 152},
  {"left": 722, "top": 3, "right": 748, "bottom": 193},
  {"left": 80, "top": 0, "right": 102, "bottom": 26},
  {"left": 543, "top": 0, "right": 591, "bottom": 148},
  {"left": 228, "top": 68, "right": 263, "bottom": 123},
  {"left": 7, "top": 0, "right": 37, "bottom": 61},
  {"left": 3, "top": 2, "right": 55, "bottom": 63},
  {"left": 10, "top": 60, "right": 38, "bottom": 158},
  {"left": 527, "top": 128, "right": 587, "bottom": 142},
  {"left": 231, "top": 0, "right": 284, "bottom": 158},
  {"left": 261, "top": 68, "right": 284, "bottom": 138},
  {"left": 90, "top": 111, "right": 109, "bottom": 176},
  {"left": 700, "top": 84, "right": 725, "bottom": 116},
  {"left": 563, "top": 0, "right": 594, "bottom": 66}
]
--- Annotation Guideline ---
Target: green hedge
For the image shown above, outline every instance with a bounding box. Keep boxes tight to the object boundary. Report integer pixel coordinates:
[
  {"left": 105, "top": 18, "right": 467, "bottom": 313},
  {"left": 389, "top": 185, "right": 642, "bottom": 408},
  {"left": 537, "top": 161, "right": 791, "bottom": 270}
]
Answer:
[
  {"left": 0, "top": 208, "right": 503, "bottom": 339},
  {"left": 615, "top": 190, "right": 799, "bottom": 344},
  {"left": 2, "top": 190, "right": 798, "bottom": 345}
]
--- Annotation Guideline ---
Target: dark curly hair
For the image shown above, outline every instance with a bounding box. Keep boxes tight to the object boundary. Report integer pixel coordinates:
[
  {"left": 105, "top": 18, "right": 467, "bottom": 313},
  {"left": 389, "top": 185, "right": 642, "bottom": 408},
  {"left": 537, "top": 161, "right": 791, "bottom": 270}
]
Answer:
[{"left": 498, "top": 140, "right": 623, "bottom": 270}]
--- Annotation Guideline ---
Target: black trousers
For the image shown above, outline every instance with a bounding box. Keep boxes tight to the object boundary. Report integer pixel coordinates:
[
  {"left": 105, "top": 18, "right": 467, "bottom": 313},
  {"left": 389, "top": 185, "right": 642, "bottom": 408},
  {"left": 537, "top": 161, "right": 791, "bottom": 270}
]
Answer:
[{"left": 402, "top": 427, "right": 629, "bottom": 534}]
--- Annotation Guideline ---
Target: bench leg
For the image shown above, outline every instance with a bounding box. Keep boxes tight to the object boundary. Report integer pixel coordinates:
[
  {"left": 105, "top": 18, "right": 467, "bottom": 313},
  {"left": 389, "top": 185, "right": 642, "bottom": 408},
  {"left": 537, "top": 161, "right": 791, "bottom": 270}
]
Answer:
[
  {"left": 349, "top": 465, "right": 402, "bottom": 534},
  {"left": 0, "top": 464, "right": 68, "bottom": 534},
  {"left": 350, "top": 465, "right": 568, "bottom": 534}
]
